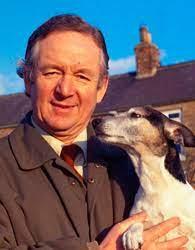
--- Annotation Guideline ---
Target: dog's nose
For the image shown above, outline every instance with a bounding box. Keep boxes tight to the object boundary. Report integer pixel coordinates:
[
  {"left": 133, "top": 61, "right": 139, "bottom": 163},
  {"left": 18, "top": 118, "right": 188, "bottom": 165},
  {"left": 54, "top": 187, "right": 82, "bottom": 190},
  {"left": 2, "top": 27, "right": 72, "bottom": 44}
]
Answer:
[{"left": 92, "top": 118, "right": 102, "bottom": 130}]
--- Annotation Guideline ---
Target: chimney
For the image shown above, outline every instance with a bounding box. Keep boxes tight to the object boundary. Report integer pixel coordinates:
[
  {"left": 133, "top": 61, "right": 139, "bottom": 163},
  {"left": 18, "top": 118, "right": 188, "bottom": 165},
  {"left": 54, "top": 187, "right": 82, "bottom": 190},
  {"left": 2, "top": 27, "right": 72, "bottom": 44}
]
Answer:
[{"left": 135, "top": 26, "right": 160, "bottom": 79}]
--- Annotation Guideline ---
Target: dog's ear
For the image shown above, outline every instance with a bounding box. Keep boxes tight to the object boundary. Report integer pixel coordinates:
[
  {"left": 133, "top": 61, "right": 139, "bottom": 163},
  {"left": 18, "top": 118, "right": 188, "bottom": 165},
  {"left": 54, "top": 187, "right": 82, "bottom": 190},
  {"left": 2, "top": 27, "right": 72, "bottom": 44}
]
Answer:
[{"left": 164, "top": 119, "right": 195, "bottom": 147}]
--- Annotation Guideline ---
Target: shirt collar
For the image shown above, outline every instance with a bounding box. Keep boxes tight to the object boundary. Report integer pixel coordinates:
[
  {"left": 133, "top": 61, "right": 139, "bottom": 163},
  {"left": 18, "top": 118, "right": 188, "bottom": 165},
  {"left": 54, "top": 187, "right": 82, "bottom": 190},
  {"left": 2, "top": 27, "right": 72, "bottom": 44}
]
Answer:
[{"left": 31, "top": 118, "right": 87, "bottom": 161}]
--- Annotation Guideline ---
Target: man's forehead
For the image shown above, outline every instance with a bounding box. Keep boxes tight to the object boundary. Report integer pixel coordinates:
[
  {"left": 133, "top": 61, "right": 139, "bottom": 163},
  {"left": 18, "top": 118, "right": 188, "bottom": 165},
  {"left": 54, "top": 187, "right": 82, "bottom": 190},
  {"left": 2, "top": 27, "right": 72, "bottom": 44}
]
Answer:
[
  {"left": 39, "top": 31, "right": 99, "bottom": 51},
  {"left": 33, "top": 31, "right": 101, "bottom": 64}
]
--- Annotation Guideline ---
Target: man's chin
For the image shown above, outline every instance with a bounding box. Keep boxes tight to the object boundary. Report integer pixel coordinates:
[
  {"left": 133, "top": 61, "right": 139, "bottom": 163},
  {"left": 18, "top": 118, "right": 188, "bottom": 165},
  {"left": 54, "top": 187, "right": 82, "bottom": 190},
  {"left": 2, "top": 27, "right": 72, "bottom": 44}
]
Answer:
[
  {"left": 44, "top": 119, "right": 85, "bottom": 137},
  {"left": 46, "top": 123, "right": 76, "bottom": 134}
]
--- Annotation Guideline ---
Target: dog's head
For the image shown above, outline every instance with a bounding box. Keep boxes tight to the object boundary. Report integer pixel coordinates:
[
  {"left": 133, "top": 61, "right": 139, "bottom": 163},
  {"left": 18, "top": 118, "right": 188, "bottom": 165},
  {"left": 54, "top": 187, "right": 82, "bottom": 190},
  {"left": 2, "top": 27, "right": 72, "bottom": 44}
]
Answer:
[{"left": 93, "top": 106, "right": 195, "bottom": 158}]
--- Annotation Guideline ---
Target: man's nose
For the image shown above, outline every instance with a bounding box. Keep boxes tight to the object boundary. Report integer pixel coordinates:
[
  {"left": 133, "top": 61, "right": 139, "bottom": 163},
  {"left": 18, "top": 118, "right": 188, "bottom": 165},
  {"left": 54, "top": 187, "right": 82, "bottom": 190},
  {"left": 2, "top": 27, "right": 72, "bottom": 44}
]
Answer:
[{"left": 56, "top": 74, "right": 75, "bottom": 97}]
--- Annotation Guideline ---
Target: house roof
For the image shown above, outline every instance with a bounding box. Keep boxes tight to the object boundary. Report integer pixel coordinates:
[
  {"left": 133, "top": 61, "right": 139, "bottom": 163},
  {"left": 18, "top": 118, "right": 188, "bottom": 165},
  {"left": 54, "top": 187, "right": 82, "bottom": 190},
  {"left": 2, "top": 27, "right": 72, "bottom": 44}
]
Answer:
[
  {"left": 0, "top": 60, "right": 195, "bottom": 126},
  {"left": 96, "top": 60, "right": 195, "bottom": 113},
  {"left": 0, "top": 93, "right": 31, "bottom": 127}
]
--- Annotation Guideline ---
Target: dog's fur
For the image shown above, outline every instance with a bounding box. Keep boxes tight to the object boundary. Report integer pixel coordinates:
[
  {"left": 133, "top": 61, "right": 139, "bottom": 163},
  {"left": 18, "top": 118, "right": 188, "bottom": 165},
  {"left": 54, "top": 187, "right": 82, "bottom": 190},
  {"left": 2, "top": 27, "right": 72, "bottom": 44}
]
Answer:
[{"left": 93, "top": 106, "right": 195, "bottom": 250}]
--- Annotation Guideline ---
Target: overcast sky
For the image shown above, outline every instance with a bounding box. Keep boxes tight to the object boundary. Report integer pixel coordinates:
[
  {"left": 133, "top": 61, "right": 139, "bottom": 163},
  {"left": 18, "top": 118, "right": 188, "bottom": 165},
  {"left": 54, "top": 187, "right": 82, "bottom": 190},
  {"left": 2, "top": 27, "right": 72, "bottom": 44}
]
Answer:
[{"left": 0, "top": 0, "right": 195, "bottom": 95}]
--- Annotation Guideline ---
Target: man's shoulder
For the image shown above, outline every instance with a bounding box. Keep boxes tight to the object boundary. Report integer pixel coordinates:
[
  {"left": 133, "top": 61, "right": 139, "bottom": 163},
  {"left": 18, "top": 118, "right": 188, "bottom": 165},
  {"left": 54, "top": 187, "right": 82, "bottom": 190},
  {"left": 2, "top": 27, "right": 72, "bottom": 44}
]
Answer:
[
  {"left": 0, "top": 122, "right": 27, "bottom": 162},
  {"left": 0, "top": 121, "right": 33, "bottom": 147},
  {"left": 0, "top": 119, "right": 56, "bottom": 169},
  {"left": 0, "top": 111, "right": 33, "bottom": 144},
  {"left": 0, "top": 134, "right": 10, "bottom": 157}
]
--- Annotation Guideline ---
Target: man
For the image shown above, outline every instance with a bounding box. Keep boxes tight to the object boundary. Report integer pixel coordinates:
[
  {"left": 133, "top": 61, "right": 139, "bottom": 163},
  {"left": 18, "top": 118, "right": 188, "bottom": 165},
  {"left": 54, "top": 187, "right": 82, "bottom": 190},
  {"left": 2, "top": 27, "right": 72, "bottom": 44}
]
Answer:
[{"left": 0, "top": 14, "right": 188, "bottom": 250}]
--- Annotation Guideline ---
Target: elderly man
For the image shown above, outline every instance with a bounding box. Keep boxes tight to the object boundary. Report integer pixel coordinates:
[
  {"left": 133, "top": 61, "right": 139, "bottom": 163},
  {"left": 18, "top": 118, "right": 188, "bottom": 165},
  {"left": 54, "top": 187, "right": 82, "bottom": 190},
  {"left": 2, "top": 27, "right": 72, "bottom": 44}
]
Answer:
[{"left": 0, "top": 14, "right": 188, "bottom": 250}]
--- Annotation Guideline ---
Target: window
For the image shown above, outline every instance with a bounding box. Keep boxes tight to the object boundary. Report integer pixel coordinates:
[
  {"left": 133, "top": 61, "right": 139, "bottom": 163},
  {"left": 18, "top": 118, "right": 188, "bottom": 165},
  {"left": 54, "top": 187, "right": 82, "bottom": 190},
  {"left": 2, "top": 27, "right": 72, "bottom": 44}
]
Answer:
[
  {"left": 163, "top": 109, "right": 182, "bottom": 122},
  {"left": 162, "top": 109, "right": 185, "bottom": 161}
]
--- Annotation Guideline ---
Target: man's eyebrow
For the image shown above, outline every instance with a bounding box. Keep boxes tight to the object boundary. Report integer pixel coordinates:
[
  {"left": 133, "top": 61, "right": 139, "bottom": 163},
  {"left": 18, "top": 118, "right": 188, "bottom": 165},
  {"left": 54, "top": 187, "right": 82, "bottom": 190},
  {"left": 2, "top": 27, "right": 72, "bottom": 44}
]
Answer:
[
  {"left": 37, "top": 64, "right": 97, "bottom": 77},
  {"left": 75, "top": 68, "right": 94, "bottom": 75},
  {"left": 38, "top": 64, "right": 63, "bottom": 71}
]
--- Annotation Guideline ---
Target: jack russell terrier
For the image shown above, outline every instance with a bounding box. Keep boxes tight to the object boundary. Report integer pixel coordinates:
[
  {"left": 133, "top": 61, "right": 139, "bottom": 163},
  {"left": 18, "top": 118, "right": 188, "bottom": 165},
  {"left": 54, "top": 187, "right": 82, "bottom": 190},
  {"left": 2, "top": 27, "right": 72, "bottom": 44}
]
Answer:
[{"left": 93, "top": 106, "right": 195, "bottom": 250}]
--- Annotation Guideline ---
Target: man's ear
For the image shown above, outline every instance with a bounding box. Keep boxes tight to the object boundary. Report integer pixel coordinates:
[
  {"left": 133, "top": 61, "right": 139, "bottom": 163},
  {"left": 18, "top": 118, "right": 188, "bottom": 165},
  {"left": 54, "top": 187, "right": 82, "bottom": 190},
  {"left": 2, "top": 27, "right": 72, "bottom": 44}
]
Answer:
[
  {"left": 164, "top": 119, "right": 195, "bottom": 147},
  {"left": 23, "top": 68, "right": 33, "bottom": 96},
  {"left": 97, "top": 75, "right": 109, "bottom": 103}
]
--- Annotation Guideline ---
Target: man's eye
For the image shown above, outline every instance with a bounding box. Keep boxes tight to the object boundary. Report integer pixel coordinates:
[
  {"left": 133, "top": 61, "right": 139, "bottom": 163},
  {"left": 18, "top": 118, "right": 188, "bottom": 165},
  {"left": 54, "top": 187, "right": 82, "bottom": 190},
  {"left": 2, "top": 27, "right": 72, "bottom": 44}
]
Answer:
[
  {"left": 76, "top": 74, "right": 90, "bottom": 81},
  {"left": 44, "top": 72, "right": 60, "bottom": 76},
  {"left": 42, "top": 71, "right": 61, "bottom": 78}
]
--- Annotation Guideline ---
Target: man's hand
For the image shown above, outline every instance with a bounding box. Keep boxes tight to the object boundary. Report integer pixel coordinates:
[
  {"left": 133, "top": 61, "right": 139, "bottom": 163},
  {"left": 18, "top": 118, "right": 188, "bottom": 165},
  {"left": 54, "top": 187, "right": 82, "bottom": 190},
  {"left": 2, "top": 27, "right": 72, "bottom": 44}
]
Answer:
[{"left": 99, "top": 212, "right": 188, "bottom": 250}]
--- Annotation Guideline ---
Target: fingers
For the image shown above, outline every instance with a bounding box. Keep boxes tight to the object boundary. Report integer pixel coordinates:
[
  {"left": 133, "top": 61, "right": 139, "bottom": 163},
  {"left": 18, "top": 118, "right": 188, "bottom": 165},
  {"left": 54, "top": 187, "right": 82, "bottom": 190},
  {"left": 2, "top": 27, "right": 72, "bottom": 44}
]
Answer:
[
  {"left": 116, "top": 212, "right": 147, "bottom": 234},
  {"left": 144, "top": 217, "right": 180, "bottom": 241},
  {"left": 100, "top": 212, "right": 147, "bottom": 249},
  {"left": 157, "top": 236, "right": 188, "bottom": 249}
]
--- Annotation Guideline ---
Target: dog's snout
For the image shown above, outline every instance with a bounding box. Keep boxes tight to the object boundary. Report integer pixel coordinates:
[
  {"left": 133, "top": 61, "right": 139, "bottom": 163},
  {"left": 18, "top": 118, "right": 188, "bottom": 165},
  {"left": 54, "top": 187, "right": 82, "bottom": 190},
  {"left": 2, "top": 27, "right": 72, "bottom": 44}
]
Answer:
[{"left": 92, "top": 118, "right": 102, "bottom": 130}]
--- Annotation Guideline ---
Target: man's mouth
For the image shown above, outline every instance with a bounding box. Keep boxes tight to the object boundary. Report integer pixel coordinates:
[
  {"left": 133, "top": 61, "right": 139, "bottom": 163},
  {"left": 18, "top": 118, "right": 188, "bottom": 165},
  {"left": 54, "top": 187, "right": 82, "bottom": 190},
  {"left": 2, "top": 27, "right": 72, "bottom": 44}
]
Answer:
[
  {"left": 51, "top": 101, "right": 77, "bottom": 110},
  {"left": 51, "top": 102, "right": 78, "bottom": 114}
]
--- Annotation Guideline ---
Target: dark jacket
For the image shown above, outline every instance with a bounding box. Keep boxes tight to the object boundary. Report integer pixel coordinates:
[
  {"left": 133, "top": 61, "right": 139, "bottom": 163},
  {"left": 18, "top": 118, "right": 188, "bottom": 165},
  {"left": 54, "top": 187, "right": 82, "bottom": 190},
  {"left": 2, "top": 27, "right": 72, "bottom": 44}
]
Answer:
[{"left": 0, "top": 115, "right": 139, "bottom": 250}]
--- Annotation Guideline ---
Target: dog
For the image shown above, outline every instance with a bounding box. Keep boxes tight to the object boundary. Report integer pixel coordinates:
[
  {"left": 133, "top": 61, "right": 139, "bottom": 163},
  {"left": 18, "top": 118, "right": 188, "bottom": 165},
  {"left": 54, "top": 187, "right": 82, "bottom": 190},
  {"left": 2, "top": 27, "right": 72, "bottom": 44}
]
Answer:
[{"left": 93, "top": 106, "right": 195, "bottom": 250}]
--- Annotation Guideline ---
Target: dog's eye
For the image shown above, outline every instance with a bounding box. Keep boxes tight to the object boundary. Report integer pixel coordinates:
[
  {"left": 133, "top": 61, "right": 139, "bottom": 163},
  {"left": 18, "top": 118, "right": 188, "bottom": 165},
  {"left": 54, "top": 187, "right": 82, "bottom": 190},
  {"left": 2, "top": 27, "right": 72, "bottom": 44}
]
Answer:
[{"left": 130, "top": 112, "right": 142, "bottom": 118}]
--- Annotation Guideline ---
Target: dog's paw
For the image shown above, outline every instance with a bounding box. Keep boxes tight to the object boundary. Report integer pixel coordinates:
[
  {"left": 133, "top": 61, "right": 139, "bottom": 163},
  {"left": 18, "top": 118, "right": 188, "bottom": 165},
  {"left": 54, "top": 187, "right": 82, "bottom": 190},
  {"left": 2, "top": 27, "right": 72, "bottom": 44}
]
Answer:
[{"left": 122, "top": 222, "right": 144, "bottom": 250}]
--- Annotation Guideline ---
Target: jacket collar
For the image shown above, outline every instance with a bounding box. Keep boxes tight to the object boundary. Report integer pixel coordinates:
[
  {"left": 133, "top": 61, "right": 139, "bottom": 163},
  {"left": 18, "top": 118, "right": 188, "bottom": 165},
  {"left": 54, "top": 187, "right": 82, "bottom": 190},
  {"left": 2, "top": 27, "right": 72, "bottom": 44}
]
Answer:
[
  {"left": 8, "top": 113, "right": 103, "bottom": 171},
  {"left": 9, "top": 112, "right": 58, "bottom": 170}
]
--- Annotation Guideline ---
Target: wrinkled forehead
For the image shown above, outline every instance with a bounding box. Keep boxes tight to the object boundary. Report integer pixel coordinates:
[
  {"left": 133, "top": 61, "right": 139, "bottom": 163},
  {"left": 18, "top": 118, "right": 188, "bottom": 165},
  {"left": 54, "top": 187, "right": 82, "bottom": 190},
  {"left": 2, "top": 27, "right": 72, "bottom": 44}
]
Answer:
[{"left": 34, "top": 32, "right": 100, "bottom": 58}]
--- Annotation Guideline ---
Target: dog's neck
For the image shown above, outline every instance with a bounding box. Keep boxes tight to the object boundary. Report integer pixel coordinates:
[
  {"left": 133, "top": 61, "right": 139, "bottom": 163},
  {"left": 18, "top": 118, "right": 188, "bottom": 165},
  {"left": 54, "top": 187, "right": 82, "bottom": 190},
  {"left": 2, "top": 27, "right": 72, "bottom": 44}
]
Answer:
[{"left": 127, "top": 146, "right": 186, "bottom": 195}]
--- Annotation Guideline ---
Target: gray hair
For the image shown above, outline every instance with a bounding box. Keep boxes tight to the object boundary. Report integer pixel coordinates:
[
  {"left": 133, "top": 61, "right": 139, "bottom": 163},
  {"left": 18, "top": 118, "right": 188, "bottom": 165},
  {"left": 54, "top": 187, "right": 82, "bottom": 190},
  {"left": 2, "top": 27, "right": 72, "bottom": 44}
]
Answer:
[{"left": 17, "top": 14, "right": 109, "bottom": 79}]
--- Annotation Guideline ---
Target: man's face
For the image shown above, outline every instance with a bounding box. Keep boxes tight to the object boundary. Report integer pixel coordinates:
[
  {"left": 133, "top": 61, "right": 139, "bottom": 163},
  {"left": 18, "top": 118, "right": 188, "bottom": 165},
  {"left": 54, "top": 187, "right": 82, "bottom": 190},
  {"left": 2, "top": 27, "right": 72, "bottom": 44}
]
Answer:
[{"left": 25, "top": 31, "right": 108, "bottom": 142}]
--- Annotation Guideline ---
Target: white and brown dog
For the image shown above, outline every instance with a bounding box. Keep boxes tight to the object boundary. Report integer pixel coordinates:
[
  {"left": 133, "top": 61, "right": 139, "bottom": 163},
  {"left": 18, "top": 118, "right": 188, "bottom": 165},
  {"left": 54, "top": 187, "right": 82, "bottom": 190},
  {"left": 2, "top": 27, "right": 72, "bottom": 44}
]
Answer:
[{"left": 93, "top": 106, "right": 195, "bottom": 250}]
